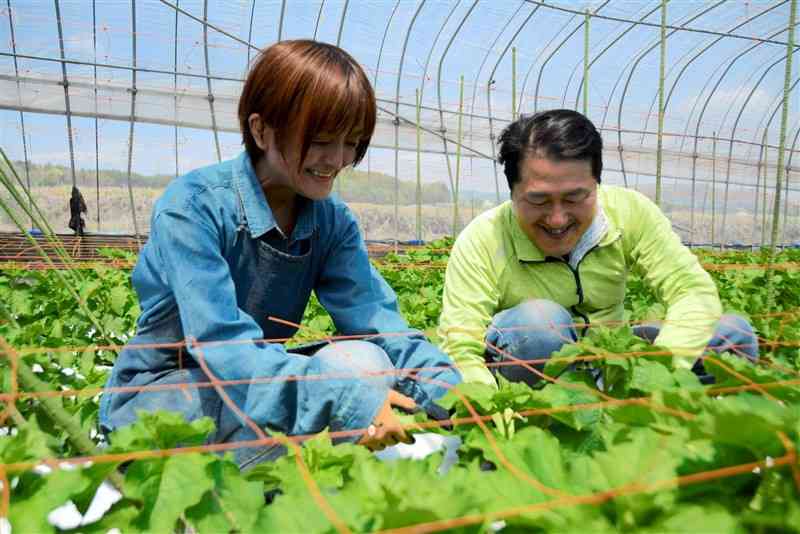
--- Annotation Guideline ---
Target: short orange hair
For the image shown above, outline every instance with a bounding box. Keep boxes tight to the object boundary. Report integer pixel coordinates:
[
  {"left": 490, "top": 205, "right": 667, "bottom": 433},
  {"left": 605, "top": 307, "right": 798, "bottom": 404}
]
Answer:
[{"left": 238, "top": 40, "right": 376, "bottom": 169}]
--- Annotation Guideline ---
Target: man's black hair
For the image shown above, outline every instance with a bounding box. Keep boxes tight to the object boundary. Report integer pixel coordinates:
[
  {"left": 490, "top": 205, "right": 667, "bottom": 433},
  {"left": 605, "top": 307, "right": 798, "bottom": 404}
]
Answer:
[{"left": 497, "top": 109, "right": 603, "bottom": 192}]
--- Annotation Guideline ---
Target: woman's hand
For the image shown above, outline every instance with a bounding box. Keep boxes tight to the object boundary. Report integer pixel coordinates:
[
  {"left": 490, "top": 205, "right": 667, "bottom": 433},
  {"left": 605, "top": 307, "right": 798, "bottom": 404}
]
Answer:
[{"left": 359, "top": 390, "right": 416, "bottom": 451}]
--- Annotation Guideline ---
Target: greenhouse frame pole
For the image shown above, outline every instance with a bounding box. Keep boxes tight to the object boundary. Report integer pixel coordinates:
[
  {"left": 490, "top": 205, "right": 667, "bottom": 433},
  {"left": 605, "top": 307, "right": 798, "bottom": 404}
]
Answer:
[
  {"left": 0, "top": 49, "right": 246, "bottom": 82},
  {"left": 453, "top": 75, "right": 464, "bottom": 237},
  {"left": 416, "top": 89, "right": 422, "bottom": 242},
  {"left": 533, "top": 13, "right": 591, "bottom": 114},
  {"left": 711, "top": 132, "right": 717, "bottom": 246},
  {"left": 615, "top": 4, "right": 719, "bottom": 190},
  {"left": 655, "top": 0, "right": 668, "bottom": 208},
  {"left": 485, "top": 4, "right": 540, "bottom": 204},
  {"left": 246, "top": 0, "right": 255, "bottom": 66},
  {"left": 93, "top": 0, "right": 100, "bottom": 231},
  {"left": 643, "top": 1, "right": 769, "bottom": 147},
  {"left": 160, "top": 0, "right": 256, "bottom": 54},
  {"left": 419, "top": 0, "right": 459, "bottom": 105},
  {"left": 393, "top": 0, "right": 424, "bottom": 243},
  {"left": 521, "top": 12, "right": 577, "bottom": 116},
  {"left": 635, "top": 6, "right": 731, "bottom": 199},
  {"left": 667, "top": 5, "right": 785, "bottom": 242},
  {"left": 762, "top": 144, "right": 769, "bottom": 245},
  {"left": 782, "top": 124, "right": 800, "bottom": 244},
  {"left": 752, "top": 143, "right": 765, "bottom": 245},
  {"left": 126, "top": 0, "right": 142, "bottom": 242},
  {"left": 313, "top": 1, "right": 325, "bottom": 41},
  {"left": 336, "top": 0, "right": 349, "bottom": 198},
  {"left": 54, "top": 0, "right": 78, "bottom": 190},
  {"left": 523, "top": 0, "right": 797, "bottom": 47},
  {"left": 782, "top": 150, "right": 792, "bottom": 245},
  {"left": 468, "top": 2, "right": 524, "bottom": 158},
  {"left": 277, "top": 0, "right": 286, "bottom": 41},
  {"left": 512, "top": 46, "right": 518, "bottom": 121},
  {"left": 710, "top": 29, "right": 799, "bottom": 244},
  {"left": 574, "top": 4, "right": 662, "bottom": 112},
  {"left": 373, "top": 0, "right": 402, "bottom": 239},
  {"left": 583, "top": 9, "right": 589, "bottom": 116},
  {"left": 770, "top": 0, "right": 797, "bottom": 266},
  {"left": 437, "top": 1, "right": 478, "bottom": 213},
  {"left": 744, "top": 72, "right": 800, "bottom": 244},
  {"left": 203, "top": 0, "right": 222, "bottom": 163},
  {"left": 6, "top": 0, "right": 33, "bottom": 228},
  {"left": 174, "top": 0, "right": 180, "bottom": 178}
]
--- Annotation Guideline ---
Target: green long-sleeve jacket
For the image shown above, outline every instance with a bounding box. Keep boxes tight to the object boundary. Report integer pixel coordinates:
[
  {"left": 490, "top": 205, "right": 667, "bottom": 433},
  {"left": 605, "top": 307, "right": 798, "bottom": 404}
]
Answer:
[{"left": 438, "top": 185, "right": 722, "bottom": 386}]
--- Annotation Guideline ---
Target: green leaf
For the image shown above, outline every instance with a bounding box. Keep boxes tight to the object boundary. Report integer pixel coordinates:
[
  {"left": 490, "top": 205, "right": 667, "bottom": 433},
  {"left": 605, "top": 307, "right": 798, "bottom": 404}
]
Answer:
[
  {"left": 529, "top": 380, "right": 602, "bottom": 430},
  {"left": 482, "top": 426, "right": 568, "bottom": 491},
  {"left": 644, "top": 504, "right": 744, "bottom": 533},
  {"left": 437, "top": 382, "right": 497, "bottom": 414},
  {"left": 628, "top": 359, "right": 676, "bottom": 393},
  {"left": 184, "top": 457, "right": 263, "bottom": 533},
  {"left": 69, "top": 462, "right": 121, "bottom": 515},
  {"left": 125, "top": 453, "right": 215, "bottom": 533},
  {"left": 68, "top": 499, "right": 141, "bottom": 533},
  {"left": 254, "top": 490, "right": 335, "bottom": 533},
  {"left": 108, "top": 410, "right": 215, "bottom": 452},
  {"left": 692, "top": 393, "right": 797, "bottom": 456},
  {"left": 0, "top": 415, "right": 58, "bottom": 463},
  {"left": 544, "top": 342, "right": 586, "bottom": 378},
  {"left": 79, "top": 280, "right": 101, "bottom": 301},
  {"left": 58, "top": 348, "right": 75, "bottom": 369},
  {"left": 583, "top": 428, "right": 681, "bottom": 528},
  {"left": 79, "top": 345, "right": 96, "bottom": 377},
  {"left": 10, "top": 290, "right": 32, "bottom": 316},
  {"left": 51, "top": 318, "right": 64, "bottom": 340},
  {"left": 9, "top": 469, "right": 89, "bottom": 534},
  {"left": 108, "top": 285, "right": 129, "bottom": 315},
  {"left": 673, "top": 368, "right": 703, "bottom": 389}
]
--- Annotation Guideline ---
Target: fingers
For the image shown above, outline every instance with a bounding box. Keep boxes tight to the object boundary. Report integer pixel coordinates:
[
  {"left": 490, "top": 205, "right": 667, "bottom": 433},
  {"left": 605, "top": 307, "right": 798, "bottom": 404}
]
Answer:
[
  {"left": 358, "top": 425, "right": 396, "bottom": 450},
  {"left": 359, "top": 406, "right": 414, "bottom": 450},
  {"left": 358, "top": 391, "right": 417, "bottom": 451},
  {"left": 387, "top": 390, "right": 416, "bottom": 411},
  {"left": 366, "top": 420, "right": 411, "bottom": 450}
]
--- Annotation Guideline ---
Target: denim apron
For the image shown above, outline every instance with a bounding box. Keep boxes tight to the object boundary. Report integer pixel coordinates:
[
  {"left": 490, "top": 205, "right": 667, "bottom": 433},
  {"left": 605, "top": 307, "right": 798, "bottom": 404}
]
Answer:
[{"left": 100, "top": 181, "right": 317, "bottom": 468}]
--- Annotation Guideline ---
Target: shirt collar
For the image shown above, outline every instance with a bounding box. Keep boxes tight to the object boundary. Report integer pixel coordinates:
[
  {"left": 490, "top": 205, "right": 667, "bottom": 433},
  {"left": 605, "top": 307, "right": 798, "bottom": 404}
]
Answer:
[
  {"left": 234, "top": 151, "right": 317, "bottom": 240},
  {"left": 507, "top": 186, "right": 619, "bottom": 264}
]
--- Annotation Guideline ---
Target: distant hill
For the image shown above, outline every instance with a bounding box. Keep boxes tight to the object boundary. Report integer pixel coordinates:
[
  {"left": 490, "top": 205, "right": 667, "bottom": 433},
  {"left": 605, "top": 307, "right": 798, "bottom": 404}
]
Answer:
[{"left": 8, "top": 160, "right": 460, "bottom": 206}]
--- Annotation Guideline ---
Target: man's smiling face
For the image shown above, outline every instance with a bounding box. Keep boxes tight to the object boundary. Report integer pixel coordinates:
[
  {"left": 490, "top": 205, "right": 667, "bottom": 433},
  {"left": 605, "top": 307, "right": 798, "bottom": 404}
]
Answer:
[{"left": 511, "top": 154, "right": 598, "bottom": 258}]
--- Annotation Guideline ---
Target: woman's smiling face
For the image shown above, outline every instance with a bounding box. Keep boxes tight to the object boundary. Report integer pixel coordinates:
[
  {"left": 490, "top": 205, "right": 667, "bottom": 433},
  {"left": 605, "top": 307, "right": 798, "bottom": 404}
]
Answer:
[{"left": 249, "top": 114, "right": 362, "bottom": 200}]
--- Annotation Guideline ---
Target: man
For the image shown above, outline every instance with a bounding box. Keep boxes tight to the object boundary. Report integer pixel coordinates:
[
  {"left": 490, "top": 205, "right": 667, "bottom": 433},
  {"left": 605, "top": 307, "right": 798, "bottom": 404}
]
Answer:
[{"left": 438, "top": 109, "right": 758, "bottom": 388}]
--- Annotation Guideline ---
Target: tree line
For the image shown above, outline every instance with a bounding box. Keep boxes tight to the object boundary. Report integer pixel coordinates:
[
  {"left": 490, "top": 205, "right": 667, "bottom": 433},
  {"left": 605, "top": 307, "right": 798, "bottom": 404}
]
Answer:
[{"left": 9, "top": 160, "right": 455, "bottom": 205}]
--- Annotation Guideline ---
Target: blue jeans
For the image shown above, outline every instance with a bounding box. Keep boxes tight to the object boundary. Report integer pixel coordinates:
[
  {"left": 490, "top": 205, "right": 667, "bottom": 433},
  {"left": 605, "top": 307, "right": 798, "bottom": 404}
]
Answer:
[
  {"left": 485, "top": 299, "right": 759, "bottom": 387},
  {"left": 102, "top": 339, "right": 395, "bottom": 470}
]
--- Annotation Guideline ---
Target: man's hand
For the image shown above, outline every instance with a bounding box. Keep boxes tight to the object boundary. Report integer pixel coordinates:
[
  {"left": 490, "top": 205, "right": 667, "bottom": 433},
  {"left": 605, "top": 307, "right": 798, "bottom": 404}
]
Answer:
[{"left": 359, "top": 390, "right": 416, "bottom": 451}]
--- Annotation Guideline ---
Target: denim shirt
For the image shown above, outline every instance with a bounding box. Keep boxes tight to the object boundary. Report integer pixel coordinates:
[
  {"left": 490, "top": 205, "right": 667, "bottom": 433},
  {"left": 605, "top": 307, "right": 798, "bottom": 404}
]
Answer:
[{"left": 101, "top": 151, "right": 461, "bottom": 437}]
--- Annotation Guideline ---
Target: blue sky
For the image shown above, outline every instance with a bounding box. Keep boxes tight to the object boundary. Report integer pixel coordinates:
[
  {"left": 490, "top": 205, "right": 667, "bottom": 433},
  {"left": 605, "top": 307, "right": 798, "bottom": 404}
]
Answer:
[{"left": 1, "top": 0, "right": 797, "bottom": 196}]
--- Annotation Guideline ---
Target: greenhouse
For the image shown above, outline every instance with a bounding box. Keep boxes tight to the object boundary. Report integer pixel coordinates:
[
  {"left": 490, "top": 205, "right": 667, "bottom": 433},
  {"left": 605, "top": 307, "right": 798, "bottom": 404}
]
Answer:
[{"left": 1, "top": 0, "right": 800, "bottom": 532}]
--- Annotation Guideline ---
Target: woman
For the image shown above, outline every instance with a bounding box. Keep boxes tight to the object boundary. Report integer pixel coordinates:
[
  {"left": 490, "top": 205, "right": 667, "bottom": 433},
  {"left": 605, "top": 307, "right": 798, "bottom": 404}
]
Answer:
[{"left": 99, "top": 40, "right": 461, "bottom": 469}]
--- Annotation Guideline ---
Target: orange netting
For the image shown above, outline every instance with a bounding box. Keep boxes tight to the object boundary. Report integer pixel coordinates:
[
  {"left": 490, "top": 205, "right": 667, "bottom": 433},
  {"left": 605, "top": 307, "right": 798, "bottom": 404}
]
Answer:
[{"left": 2, "top": 307, "right": 799, "bottom": 532}]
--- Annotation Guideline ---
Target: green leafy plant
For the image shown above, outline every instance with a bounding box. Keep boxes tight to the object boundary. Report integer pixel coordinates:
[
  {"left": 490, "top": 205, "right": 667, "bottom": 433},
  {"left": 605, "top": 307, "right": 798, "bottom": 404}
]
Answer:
[{"left": 3, "top": 242, "right": 800, "bottom": 532}]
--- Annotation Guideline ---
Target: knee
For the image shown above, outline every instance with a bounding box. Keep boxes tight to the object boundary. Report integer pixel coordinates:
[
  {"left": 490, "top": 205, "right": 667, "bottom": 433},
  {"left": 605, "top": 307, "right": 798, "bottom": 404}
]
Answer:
[
  {"left": 489, "top": 299, "right": 576, "bottom": 352},
  {"left": 314, "top": 340, "right": 395, "bottom": 388},
  {"left": 718, "top": 314, "right": 754, "bottom": 333},
  {"left": 496, "top": 299, "right": 572, "bottom": 326},
  {"left": 101, "top": 368, "right": 207, "bottom": 435},
  {"left": 715, "top": 314, "right": 759, "bottom": 361}
]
